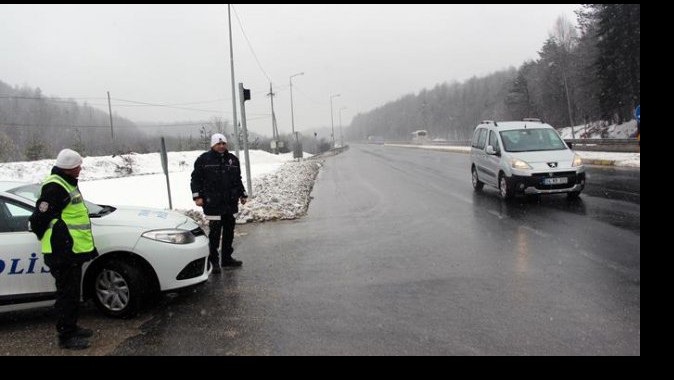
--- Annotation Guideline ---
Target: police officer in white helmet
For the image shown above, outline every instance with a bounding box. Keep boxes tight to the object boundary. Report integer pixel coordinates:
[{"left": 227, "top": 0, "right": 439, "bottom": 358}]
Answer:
[{"left": 32, "top": 149, "right": 98, "bottom": 350}]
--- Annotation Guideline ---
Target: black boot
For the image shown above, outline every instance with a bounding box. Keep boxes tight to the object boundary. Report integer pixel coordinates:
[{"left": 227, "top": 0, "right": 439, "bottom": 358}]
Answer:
[
  {"left": 209, "top": 260, "right": 222, "bottom": 274},
  {"left": 58, "top": 335, "right": 91, "bottom": 350},
  {"left": 72, "top": 326, "right": 94, "bottom": 338},
  {"left": 221, "top": 257, "right": 242, "bottom": 267}
]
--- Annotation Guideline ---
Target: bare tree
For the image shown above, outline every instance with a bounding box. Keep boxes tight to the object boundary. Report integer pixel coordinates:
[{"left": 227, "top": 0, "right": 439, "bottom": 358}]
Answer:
[
  {"left": 550, "top": 15, "right": 579, "bottom": 134},
  {"left": 206, "top": 116, "right": 231, "bottom": 135}
]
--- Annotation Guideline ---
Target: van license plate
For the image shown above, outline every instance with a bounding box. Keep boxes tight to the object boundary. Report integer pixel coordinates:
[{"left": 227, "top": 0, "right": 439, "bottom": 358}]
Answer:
[{"left": 543, "top": 177, "right": 568, "bottom": 185}]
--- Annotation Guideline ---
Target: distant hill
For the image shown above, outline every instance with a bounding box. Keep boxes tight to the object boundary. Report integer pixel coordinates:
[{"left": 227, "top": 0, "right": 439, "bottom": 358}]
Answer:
[
  {"left": 0, "top": 80, "right": 236, "bottom": 162},
  {"left": 0, "top": 79, "right": 146, "bottom": 161}
]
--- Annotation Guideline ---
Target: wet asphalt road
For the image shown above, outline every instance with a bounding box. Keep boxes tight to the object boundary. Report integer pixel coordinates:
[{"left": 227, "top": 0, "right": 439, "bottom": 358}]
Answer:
[
  {"left": 2, "top": 144, "right": 640, "bottom": 355},
  {"left": 111, "top": 144, "right": 639, "bottom": 355}
]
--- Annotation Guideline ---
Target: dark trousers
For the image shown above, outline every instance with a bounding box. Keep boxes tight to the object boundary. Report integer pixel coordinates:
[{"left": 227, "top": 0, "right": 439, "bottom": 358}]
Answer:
[
  {"left": 208, "top": 214, "right": 236, "bottom": 265},
  {"left": 44, "top": 253, "right": 83, "bottom": 338}
]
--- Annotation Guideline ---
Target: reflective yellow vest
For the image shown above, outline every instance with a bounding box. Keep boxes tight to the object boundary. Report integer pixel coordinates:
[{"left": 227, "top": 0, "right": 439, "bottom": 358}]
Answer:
[{"left": 40, "top": 174, "right": 95, "bottom": 254}]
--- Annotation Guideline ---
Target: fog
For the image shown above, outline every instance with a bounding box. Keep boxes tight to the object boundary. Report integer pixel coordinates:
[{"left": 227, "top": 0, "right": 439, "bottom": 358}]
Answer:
[{"left": 0, "top": 4, "right": 579, "bottom": 138}]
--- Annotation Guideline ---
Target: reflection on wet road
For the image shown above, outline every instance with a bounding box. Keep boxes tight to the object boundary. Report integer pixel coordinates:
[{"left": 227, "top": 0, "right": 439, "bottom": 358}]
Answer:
[{"left": 2, "top": 145, "right": 639, "bottom": 355}]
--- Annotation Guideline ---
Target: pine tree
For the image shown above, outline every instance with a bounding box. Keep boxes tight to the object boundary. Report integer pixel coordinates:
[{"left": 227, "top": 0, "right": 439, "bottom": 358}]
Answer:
[
  {"left": 24, "top": 135, "right": 50, "bottom": 161},
  {"left": 0, "top": 131, "right": 20, "bottom": 162},
  {"left": 582, "top": 4, "right": 640, "bottom": 122}
]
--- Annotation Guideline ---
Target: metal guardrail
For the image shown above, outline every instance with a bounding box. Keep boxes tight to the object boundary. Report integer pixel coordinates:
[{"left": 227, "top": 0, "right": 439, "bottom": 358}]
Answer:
[
  {"left": 563, "top": 138, "right": 639, "bottom": 152},
  {"left": 385, "top": 140, "right": 471, "bottom": 146},
  {"left": 383, "top": 138, "right": 639, "bottom": 152},
  {"left": 564, "top": 138, "right": 637, "bottom": 145}
]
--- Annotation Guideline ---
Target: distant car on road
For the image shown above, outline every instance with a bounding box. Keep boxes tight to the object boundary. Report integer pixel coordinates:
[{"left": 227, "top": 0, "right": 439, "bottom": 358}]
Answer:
[
  {"left": 0, "top": 181, "right": 210, "bottom": 318},
  {"left": 411, "top": 129, "right": 429, "bottom": 144},
  {"left": 367, "top": 135, "right": 385, "bottom": 145},
  {"left": 470, "top": 119, "right": 585, "bottom": 200}
]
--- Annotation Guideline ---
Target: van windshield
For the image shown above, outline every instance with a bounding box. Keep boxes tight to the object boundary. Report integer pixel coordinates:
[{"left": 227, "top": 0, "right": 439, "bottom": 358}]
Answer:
[{"left": 499, "top": 129, "right": 566, "bottom": 152}]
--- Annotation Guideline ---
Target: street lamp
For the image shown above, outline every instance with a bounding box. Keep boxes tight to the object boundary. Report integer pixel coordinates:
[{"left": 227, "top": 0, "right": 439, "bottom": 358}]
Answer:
[
  {"left": 339, "top": 106, "right": 347, "bottom": 148},
  {"left": 330, "top": 93, "right": 341, "bottom": 148},
  {"left": 289, "top": 72, "right": 304, "bottom": 155}
]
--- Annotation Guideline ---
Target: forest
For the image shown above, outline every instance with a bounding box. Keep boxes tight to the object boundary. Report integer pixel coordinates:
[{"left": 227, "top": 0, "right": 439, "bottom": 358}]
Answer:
[
  {"left": 0, "top": 5, "right": 639, "bottom": 162},
  {"left": 346, "top": 4, "right": 640, "bottom": 142}
]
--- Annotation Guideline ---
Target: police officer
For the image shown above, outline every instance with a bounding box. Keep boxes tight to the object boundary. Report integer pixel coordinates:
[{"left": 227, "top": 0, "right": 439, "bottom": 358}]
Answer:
[
  {"left": 191, "top": 134, "right": 248, "bottom": 273},
  {"left": 34, "top": 149, "right": 98, "bottom": 350}
]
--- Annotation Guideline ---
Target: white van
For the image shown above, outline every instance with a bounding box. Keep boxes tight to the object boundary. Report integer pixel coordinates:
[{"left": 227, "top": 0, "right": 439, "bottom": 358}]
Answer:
[{"left": 470, "top": 119, "right": 585, "bottom": 200}]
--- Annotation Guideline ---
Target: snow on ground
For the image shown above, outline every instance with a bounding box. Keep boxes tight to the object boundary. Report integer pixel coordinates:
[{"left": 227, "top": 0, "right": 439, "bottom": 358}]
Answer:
[
  {"left": 387, "top": 120, "right": 640, "bottom": 167},
  {"left": 558, "top": 119, "right": 637, "bottom": 139},
  {"left": 386, "top": 144, "right": 640, "bottom": 168},
  {"left": 0, "top": 150, "right": 321, "bottom": 224},
  {"left": 0, "top": 137, "right": 638, "bottom": 226}
]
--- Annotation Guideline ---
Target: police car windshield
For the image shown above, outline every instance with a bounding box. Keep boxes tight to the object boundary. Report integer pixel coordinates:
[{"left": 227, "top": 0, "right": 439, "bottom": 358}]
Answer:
[
  {"left": 7, "top": 184, "right": 104, "bottom": 215},
  {"left": 499, "top": 128, "right": 566, "bottom": 152}
]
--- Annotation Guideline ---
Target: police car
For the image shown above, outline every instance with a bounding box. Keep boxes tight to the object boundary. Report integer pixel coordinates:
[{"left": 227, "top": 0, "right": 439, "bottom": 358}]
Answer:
[
  {"left": 470, "top": 119, "right": 585, "bottom": 200},
  {"left": 0, "top": 181, "right": 210, "bottom": 318}
]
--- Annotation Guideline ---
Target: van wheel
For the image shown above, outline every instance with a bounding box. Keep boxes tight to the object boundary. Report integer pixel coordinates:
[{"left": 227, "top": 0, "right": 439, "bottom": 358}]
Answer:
[
  {"left": 499, "top": 174, "right": 514, "bottom": 200},
  {"left": 92, "top": 260, "right": 144, "bottom": 318},
  {"left": 471, "top": 167, "right": 484, "bottom": 190}
]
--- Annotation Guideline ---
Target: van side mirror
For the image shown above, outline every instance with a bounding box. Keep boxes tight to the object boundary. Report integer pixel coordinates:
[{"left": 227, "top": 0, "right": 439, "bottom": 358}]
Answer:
[{"left": 485, "top": 145, "right": 497, "bottom": 155}]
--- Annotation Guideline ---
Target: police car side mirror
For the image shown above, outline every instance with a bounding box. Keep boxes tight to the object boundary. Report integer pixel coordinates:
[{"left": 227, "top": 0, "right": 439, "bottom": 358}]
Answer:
[{"left": 565, "top": 141, "right": 573, "bottom": 150}]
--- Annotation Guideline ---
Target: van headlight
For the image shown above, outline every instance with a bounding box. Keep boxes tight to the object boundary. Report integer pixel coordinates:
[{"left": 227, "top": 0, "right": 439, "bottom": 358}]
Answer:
[
  {"left": 142, "top": 229, "right": 195, "bottom": 244},
  {"left": 510, "top": 158, "right": 532, "bottom": 170},
  {"left": 572, "top": 153, "right": 583, "bottom": 167}
]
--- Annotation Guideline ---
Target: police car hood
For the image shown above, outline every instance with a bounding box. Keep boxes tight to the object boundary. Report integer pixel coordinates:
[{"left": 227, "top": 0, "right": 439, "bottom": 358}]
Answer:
[{"left": 92, "top": 206, "right": 193, "bottom": 230}]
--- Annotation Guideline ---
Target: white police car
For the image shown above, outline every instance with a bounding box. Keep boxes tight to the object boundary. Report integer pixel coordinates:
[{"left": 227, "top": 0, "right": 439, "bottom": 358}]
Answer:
[
  {"left": 0, "top": 181, "right": 210, "bottom": 318},
  {"left": 470, "top": 119, "right": 585, "bottom": 200}
]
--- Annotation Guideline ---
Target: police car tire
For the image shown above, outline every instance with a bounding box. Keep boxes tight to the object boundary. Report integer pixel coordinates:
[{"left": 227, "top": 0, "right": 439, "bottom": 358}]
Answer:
[{"left": 92, "top": 260, "right": 144, "bottom": 319}]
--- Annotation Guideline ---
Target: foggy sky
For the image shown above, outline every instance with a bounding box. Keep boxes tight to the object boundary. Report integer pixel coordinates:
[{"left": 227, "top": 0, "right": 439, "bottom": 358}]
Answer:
[{"left": 0, "top": 4, "right": 580, "bottom": 138}]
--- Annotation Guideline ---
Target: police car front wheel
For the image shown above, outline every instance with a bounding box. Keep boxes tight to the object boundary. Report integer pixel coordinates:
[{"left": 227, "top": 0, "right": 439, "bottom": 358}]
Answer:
[{"left": 92, "top": 260, "right": 144, "bottom": 318}]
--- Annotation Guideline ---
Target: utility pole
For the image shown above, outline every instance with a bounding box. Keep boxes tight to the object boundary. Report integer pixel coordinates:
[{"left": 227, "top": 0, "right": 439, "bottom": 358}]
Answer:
[
  {"left": 228, "top": 4, "right": 240, "bottom": 157},
  {"left": 289, "top": 72, "right": 304, "bottom": 158},
  {"left": 314, "top": 132, "right": 318, "bottom": 154},
  {"left": 266, "top": 83, "right": 279, "bottom": 154},
  {"left": 562, "top": 69, "right": 575, "bottom": 138},
  {"left": 107, "top": 91, "right": 114, "bottom": 140},
  {"left": 330, "top": 93, "right": 340, "bottom": 149},
  {"left": 339, "top": 106, "right": 347, "bottom": 148},
  {"left": 239, "top": 83, "right": 253, "bottom": 198}
]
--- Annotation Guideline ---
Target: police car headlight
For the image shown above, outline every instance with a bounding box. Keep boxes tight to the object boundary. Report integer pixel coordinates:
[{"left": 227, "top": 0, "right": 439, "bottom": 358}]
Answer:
[
  {"left": 572, "top": 153, "right": 583, "bottom": 167},
  {"left": 510, "top": 158, "right": 532, "bottom": 170},
  {"left": 142, "top": 230, "right": 195, "bottom": 244}
]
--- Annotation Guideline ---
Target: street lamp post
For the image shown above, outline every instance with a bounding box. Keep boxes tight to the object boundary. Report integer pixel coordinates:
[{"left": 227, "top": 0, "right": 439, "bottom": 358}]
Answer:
[
  {"left": 339, "top": 106, "right": 347, "bottom": 148},
  {"left": 330, "top": 93, "right": 341, "bottom": 148},
  {"left": 289, "top": 72, "right": 304, "bottom": 158},
  {"left": 227, "top": 4, "right": 240, "bottom": 157}
]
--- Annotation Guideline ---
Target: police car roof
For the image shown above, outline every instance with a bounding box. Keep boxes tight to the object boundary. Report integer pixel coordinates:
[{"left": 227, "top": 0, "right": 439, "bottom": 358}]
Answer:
[{"left": 0, "top": 181, "right": 30, "bottom": 193}]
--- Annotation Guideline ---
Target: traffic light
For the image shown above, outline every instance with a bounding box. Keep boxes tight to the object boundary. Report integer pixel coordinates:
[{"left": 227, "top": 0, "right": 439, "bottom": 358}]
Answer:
[{"left": 243, "top": 88, "right": 251, "bottom": 101}]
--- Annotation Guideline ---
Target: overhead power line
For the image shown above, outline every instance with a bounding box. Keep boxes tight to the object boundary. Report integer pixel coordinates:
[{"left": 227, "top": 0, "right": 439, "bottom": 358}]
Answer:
[
  {"left": 0, "top": 121, "right": 227, "bottom": 129},
  {"left": 231, "top": 5, "right": 273, "bottom": 84},
  {"left": 1, "top": 94, "right": 271, "bottom": 119},
  {"left": 111, "top": 97, "right": 229, "bottom": 114}
]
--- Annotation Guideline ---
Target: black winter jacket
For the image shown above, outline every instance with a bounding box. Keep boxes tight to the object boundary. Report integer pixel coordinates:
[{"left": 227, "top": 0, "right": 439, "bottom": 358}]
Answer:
[{"left": 190, "top": 149, "right": 247, "bottom": 216}]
